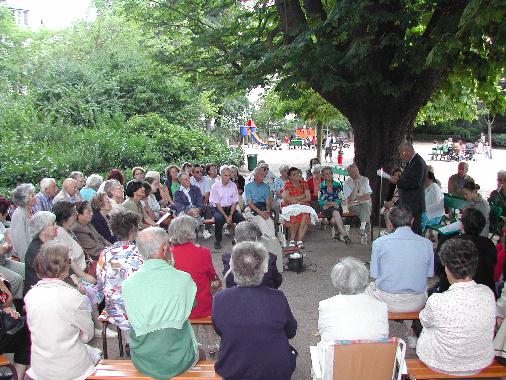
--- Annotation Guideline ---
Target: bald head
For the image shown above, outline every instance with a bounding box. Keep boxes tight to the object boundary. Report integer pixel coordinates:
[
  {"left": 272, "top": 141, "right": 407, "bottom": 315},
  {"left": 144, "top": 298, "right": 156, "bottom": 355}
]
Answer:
[
  {"left": 136, "top": 227, "right": 170, "bottom": 260},
  {"left": 63, "top": 178, "right": 78, "bottom": 196}
]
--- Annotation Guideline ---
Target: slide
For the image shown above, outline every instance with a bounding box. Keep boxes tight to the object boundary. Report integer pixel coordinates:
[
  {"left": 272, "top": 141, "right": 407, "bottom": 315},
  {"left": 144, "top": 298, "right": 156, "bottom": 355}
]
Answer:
[{"left": 250, "top": 131, "right": 268, "bottom": 147}]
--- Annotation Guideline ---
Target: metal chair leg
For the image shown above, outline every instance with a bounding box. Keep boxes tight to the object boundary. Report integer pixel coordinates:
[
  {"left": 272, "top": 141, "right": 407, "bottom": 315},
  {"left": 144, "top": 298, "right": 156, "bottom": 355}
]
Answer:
[
  {"left": 117, "top": 327, "right": 124, "bottom": 357},
  {"left": 102, "top": 321, "right": 108, "bottom": 359}
]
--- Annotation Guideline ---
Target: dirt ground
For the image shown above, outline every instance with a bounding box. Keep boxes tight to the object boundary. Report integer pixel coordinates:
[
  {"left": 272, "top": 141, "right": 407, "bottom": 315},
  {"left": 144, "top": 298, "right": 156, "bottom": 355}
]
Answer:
[{"left": 90, "top": 142, "right": 505, "bottom": 379}]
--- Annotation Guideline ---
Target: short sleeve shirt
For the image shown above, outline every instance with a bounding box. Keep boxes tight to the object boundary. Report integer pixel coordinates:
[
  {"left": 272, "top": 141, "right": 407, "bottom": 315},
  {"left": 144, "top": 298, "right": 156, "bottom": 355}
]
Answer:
[
  {"left": 343, "top": 176, "right": 372, "bottom": 200},
  {"left": 244, "top": 182, "right": 271, "bottom": 204},
  {"left": 319, "top": 180, "right": 343, "bottom": 206},
  {"left": 209, "top": 181, "right": 239, "bottom": 207}
]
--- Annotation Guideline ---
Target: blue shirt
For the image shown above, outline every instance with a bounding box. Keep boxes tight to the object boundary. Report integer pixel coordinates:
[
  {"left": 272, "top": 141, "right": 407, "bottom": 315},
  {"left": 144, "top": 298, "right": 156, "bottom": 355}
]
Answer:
[
  {"left": 33, "top": 192, "right": 53, "bottom": 213},
  {"left": 370, "top": 226, "right": 434, "bottom": 294},
  {"left": 244, "top": 181, "right": 271, "bottom": 204},
  {"left": 318, "top": 180, "right": 343, "bottom": 206},
  {"left": 80, "top": 187, "right": 97, "bottom": 201}
]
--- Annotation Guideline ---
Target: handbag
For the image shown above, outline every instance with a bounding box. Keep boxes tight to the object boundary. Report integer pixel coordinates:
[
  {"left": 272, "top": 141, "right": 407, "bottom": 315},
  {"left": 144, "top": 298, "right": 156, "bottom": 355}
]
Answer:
[
  {"left": 0, "top": 279, "right": 25, "bottom": 339},
  {"left": 210, "top": 274, "right": 222, "bottom": 295}
]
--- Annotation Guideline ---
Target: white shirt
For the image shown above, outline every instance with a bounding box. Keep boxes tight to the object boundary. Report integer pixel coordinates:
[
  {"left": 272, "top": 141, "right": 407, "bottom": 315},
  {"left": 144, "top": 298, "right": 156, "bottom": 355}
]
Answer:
[
  {"left": 424, "top": 182, "right": 444, "bottom": 219},
  {"left": 56, "top": 227, "right": 86, "bottom": 271},
  {"left": 190, "top": 176, "right": 211, "bottom": 195},
  {"left": 343, "top": 176, "right": 372, "bottom": 203},
  {"left": 181, "top": 185, "right": 193, "bottom": 207},
  {"left": 417, "top": 281, "right": 495, "bottom": 376},
  {"left": 318, "top": 293, "right": 389, "bottom": 343}
]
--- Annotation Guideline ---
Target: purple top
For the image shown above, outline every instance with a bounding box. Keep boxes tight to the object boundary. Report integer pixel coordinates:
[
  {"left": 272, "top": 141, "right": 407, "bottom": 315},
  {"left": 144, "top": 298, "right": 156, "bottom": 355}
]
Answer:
[{"left": 212, "top": 286, "right": 297, "bottom": 380}]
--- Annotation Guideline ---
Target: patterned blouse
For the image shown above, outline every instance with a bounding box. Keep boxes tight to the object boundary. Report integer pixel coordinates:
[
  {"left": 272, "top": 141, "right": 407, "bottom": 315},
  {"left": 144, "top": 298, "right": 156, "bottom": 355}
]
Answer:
[
  {"left": 318, "top": 180, "right": 343, "bottom": 207},
  {"left": 283, "top": 179, "right": 310, "bottom": 205},
  {"left": 96, "top": 241, "right": 144, "bottom": 331}
]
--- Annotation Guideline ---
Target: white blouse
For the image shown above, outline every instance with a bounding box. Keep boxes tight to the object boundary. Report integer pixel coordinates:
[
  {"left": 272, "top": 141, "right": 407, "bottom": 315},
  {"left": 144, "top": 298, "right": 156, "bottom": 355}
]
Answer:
[
  {"left": 424, "top": 182, "right": 444, "bottom": 220},
  {"left": 56, "top": 227, "right": 86, "bottom": 271},
  {"left": 416, "top": 281, "right": 495, "bottom": 376}
]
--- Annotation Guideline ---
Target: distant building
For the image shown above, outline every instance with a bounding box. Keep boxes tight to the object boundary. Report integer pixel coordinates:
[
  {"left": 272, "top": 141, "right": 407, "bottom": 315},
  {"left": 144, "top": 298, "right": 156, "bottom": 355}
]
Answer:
[{"left": 1, "top": 0, "right": 41, "bottom": 29}]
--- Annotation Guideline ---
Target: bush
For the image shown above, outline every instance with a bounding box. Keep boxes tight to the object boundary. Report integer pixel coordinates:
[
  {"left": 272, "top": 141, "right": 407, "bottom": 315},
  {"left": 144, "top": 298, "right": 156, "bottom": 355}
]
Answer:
[{"left": 492, "top": 134, "right": 506, "bottom": 148}]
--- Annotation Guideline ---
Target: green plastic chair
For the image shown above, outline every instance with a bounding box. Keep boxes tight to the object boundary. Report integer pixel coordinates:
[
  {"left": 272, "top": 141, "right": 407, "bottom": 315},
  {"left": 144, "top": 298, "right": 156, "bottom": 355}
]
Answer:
[
  {"left": 331, "top": 167, "right": 348, "bottom": 181},
  {"left": 489, "top": 203, "right": 503, "bottom": 239},
  {"left": 426, "top": 194, "right": 469, "bottom": 236}
]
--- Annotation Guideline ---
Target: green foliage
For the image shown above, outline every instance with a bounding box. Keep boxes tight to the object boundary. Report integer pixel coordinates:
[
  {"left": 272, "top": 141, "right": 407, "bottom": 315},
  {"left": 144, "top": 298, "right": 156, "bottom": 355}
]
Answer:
[{"left": 492, "top": 134, "right": 506, "bottom": 147}]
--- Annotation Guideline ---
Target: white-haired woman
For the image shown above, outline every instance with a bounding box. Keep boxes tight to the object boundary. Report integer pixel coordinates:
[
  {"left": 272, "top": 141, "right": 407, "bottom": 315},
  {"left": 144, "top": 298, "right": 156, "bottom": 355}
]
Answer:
[
  {"left": 489, "top": 170, "right": 506, "bottom": 216},
  {"left": 318, "top": 257, "right": 388, "bottom": 343},
  {"left": 169, "top": 215, "right": 220, "bottom": 355},
  {"left": 213, "top": 241, "right": 297, "bottom": 380},
  {"left": 10, "top": 183, "right": 37, "bottom": 262},
  {"left": 80, "top": 174, "right": 103, "bottom": 201},
  {"left": 24, "top": 211, "right": 58, "bottom": 295}
]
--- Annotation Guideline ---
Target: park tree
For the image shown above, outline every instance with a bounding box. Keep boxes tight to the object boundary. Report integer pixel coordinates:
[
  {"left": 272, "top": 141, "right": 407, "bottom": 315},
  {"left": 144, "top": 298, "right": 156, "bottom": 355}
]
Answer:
[{"left": 121, "top": 0, "right": 505, "bottom": 185}]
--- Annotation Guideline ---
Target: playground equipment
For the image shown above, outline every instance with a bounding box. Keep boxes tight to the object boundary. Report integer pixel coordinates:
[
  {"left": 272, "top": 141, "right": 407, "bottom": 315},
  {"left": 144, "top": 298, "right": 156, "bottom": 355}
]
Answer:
[{"left": 240, "top": 119, "right": 281, "bottom": 149}]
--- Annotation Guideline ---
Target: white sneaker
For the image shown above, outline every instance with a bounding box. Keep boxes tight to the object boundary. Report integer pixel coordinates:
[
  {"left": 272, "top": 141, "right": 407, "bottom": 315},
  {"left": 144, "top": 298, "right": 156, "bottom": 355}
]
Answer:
[
  {"left": 407, "top": 336, "right": 418, "bottom": 349},
  {"left": 343, "top": 225, "right": 351, "bottom": 234},
  {"left": 202, "top": 230, "right": 212, "bottom": 240},
  {"left": 95, "top": 327, "right": 118, "bottom": 338},
  {"left": 224, "top": 227, "right": 230, "bottom": 236}
]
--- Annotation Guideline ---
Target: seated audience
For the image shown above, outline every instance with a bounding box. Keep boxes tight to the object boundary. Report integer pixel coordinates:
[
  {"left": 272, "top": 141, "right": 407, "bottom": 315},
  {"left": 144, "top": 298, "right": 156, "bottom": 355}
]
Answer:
[
  {"left": 53, "top": 178, "right": 80, "bottom": 205},
  {"left": 80, "top": 173, "right": 103, "bottom": 201},
  {"left": 205, "top": 163, "right": 220, "bottom": 188},
  {"left": 421, "top": 171, "right": 444, "bottom": 232},
  {"left": 342, "top": 163, "right": 372, "bottom": 244},
  {"left": 122, "top": 180, "right": 155, "bottom": 228},
  {"left": 10, "top": 183, "right": 36, "bottom": 261},
  {"left": 24, "top": 211, "right": 57, "bottom": 295},
  {"left": 367, "top": 205, "right": 433, "bottom": 348},
  {"left": 90, "top": 192, "right": 116, "bottom": 244},
  {"left": 72, "top": 200, "right": 111, "bottom": 259},
  {"left": 306, "top": 164, "right": 322, "bottom": 210},
  {"left": 437, "top": 207, "right": 497, "bottom": 294},
  {"left": 462, "top": 181, "right": 490, "bottom": 237},
  {"left": 426, "top": 165, "right": 441, "bottom": 187},
  {"left": 417, "top": 239, "right": 495, "bottom": 376},
  {"left": 0, "top": 275, "right": 29, "bottom": 379},
  {"left": 319, "top": 166, "right": 350, "bottom": 243},
  {"left": 213, "top": 241, "right": 297, "bottom": 380},
  {"left": 32, "top": 177, "right": 56, "bottom": 213},
  {"left": 132, "top": 166, "right": 145, "bottom": 182},
  {"left": 96, "top": 211, "right": 144, "bottom": 333},
  {"left": 244, "top": 167, "right": 275, "bottom": 236},
  {"left": 209, "top": 166, "right": 245, "bottom": 250},
  {"left": 318, "top": 257, "right": 388, "bottom": 355},
  {"left": 282, "top": 167, "right": 311, "bottom": 249},
  {"left": 145, "top": 170, "right": 170, "bottom": 208},
  {"left": 448, "top": 162, "right": 474, "bottom": 198},
  {"left": 164, "top": 165, "right": 180, "bottom": 206},
  {"left": 25, "top": 241, "right": 101, "bottom": 380},
  {"left": 123, "top": 227, "right": 199, "bottom": 379},
  {"left": 229, "top": 165, "right": 245, "bottom": 198},
  {"left": 144, "top": 177, "right": 163, "bottom": 220},
  {"left": 103, "top": 179, "right": 124, "bottom": 214},
  {"left": 173, "top": 172, "right": 204, "bottom": 217},
  {"left": 53, "top": 201, "right": 106, "bottom": 336},
  {"left": 181, "top": 162, "right": 193, "bottom": 176},
  {"left": 0, "top": 196, "right": 25, "bottom": 300},
  {"left": 169, "top": 215, "right": 220, "bottom": 355},
  {"left": 489, "top": 169, "right": 506, "bottom": 221},
  {"left": 305, "top": 157, "right": 320, "bottom": 179},
  {"left": 271, "top": 164, "right": 289, "bottom": 225},
  {"left": 69, "top": 171, "right": 86, "bottom": 193},
  {"left": 191, "top": 164, "right": 211, "bottom": 206},
  {"left": 222, "top": 221, "right": 282, "bottom": 289},
  {"left": 382, "top": 168, "right": 401, "bottom": 233},
  {"left": 107, "top": 168, "right": 125, "bottom": 185}
]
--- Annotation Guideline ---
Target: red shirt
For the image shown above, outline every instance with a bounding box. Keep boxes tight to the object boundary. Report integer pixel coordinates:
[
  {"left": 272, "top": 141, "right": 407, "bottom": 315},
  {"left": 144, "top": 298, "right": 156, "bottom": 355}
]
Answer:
[
  {"left": 171, "top": 242, "right": 217, "bottom": 318},
  {"left": 306, "top": 177, "right": 321, "bottom": 201}
]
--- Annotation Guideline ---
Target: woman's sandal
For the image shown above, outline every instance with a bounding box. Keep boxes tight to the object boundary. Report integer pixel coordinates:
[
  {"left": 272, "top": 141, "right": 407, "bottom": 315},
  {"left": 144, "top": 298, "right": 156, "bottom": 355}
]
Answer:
[
  {"left": 288, "top": 240, "right": 296, "bottom": 247},
  {"left": 297, "top": 241, "right": 304, "bottom": 249},
  {"left": 208, "top": 344, "right": 219, "bottom": 356}
]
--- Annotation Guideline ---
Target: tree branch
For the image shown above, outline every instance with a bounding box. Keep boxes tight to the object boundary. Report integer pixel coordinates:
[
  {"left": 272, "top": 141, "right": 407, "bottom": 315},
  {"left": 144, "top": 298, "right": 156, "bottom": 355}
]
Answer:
[
  {"left": 303, "top": 0, "right": 326, "bottom": 21},
  {"left": 275, "top": 0, "right": 307, "bottom": 36}
]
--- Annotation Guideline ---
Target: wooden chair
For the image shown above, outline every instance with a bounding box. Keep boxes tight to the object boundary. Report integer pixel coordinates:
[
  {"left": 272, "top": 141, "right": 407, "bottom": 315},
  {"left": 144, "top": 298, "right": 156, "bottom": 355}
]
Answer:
[
  {"left": 190, "top": 316, "right": 212, "bottom": 325},
  {"left": 99, "top": 312, "right": 125, "bottom": 359},
  {"left": 388, "top": 310, "right": 421, "bottom": 321},
  {"left": 87, "top": 359, "right": 220, "bottom": 379},
  {"left": 406, "top": 358, "right": 506, "bottom": 379}
]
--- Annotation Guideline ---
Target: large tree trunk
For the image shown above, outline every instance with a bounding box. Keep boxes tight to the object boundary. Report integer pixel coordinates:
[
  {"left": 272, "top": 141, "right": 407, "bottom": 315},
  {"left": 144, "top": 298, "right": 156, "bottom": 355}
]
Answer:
[{"left": 315, "top": 121, "right": 323, "bottom": 162}]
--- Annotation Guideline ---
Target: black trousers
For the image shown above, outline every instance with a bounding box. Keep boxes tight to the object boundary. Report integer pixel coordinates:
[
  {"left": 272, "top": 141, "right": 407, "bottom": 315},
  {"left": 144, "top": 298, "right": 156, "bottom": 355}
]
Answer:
[{"left": 212, "top": 207, "right": 245, "bottom": 242}]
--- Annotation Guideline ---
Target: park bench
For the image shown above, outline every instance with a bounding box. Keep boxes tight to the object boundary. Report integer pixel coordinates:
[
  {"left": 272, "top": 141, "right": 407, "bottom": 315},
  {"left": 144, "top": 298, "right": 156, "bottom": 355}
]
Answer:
[
  {"left": 87, "top": 360, "right": 219, "bottom": 379},
  {"left": 406, "top": 358, "right": 506, "bottom": 379},
  {"left": 388, "top": 310, "right": 421, "bottom": 321},
  {"left": 288, "top": 139, "right": 304, "bottom": 149},
  {"left": 0, "top": 354, "right": 17, "bottom": 380}
]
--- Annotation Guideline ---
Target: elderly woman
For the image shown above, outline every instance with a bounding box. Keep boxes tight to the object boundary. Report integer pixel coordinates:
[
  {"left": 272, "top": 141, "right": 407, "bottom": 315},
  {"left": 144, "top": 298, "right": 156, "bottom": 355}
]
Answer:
[
  {"left": 421, "top": 171, "right": 445, "bottom": 232},
  {"left": 0, "top": 275, "right": 30, "bottom": 379},
  {"left": 305, "top": 157, "right": 320, "bottom": 179},
  {"left": 80, "top": 173, "right": 103, "bottom": 201},
  {"left": 90, "top": 192, "right": 116, "bottom": 244},
  {"left": 318, "top": 257, "right": 388, "bottom": 343},
  {"left": 489, "top": 170, "right": 506, "bottom": 215},
  {"left": 417, "top": 239, "right": 495, "bottom": 376},
  {"left": 10, "top": 183, "right": 36, "bottom": 261},
  {"left": 107, "top": 168, "right": 125, "bottom": 185},
  {"left": 271, "top": 164, "right": 289, "bottom": 222},
  {"left": 282, "top": 167, "right": 311, "bottom": 248},
  {"left": 213, "top": 241, "right": 297, "bottom": 380},
  {"left": 145, "top": 170, "right": 170, "bottom": 207},
  {"left": 307, "top": 164, "right": 322, "bottom": 208},
  {"left": 132, "top": 166, "right": 145, "bottom": 182},
  {"left": 144, "top": 177, "right": 163, "bottom": 220},
  {"left": 122, "top": 180, "right": 156, "bottom": 228},
  {"left": 53, "top": 201, "right": 108, "bottom": 337},
  {"left": 96, "top": 211, "right": 144, "bottom": 332},
  {"left": 169, "top": 215, "right": 219, "bottom": 355},
  {"left": 25, "top": 241, "right": 102, "bottom": 380},
  {"left": 222, "top": 221, "right": 282, "bottom": 289},
  {"left": 0, "top": 196, "right": 26, "bottom": 301},
  {"left": 103, "top": 179, "right": 124, "bottom": 214},
  {"left": 462, "top": 181, "right": 490, "bottom": 237},
  {"left": 319, "top": 166, "right": 350, "bottom": 243},
  {"left": 182, "top": 162, "right": 193, "bottom": 176},
  {"left": 24, "top": 211, "right": 58, "bottom": 294},
  {"left": 72, "top": 200, "right": 111, "bottom": 259}
]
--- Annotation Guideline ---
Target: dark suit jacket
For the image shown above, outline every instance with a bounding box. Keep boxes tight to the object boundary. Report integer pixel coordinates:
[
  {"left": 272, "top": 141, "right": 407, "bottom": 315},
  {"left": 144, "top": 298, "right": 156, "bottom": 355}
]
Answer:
[
  {"left": 397, "top": 153, "right": 426, "bottom": 214},
  {"left": 222, "top": 252, "right": 282, "bottom": 289},
  {"left": 173, "top": 185, "right": 204, "bottom": 214},
  {"left": 91, "top": 211, "right": 116, "bottom": 244}
]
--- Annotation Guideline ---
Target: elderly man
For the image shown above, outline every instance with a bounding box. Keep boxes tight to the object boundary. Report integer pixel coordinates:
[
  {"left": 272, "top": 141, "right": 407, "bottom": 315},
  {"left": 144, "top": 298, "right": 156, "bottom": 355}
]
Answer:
[
  {"left": 448, "top": 162, "right": 474, "bottom": 198},
  {"left": 246, "top": 161, "right": 276, "bottom": 186},
  {"left": 69, "top": 171, "right": 86, "bottom": 191},
  {"left": 342, "top": 163, "right": 372, "bottom": 244},
  {"left": 173, "top": 172, "right": 204, "bottom": 217},
  {"left": 209, "top": 166, "right": 245, "bottom": 250},
  {"left": 80, "top": 174, "right": 103, "bottom": 201},
  {"left": 244, "top": 167, "right": 275, "bottom": 236},
  {"left": 33, "top": 178, "right": 56, "bottom": 213},
  {"left": 366, "top": 205, "right": 433, "bottom": 348},
  {"left": 390, "top": 142, "right": 427, "bottom": 235},
  {"left": 52, "top": 178, "right": 80, "bottom": 205},
  {"left": 123, "top": 227, "right": 199, "bottom": 379}
]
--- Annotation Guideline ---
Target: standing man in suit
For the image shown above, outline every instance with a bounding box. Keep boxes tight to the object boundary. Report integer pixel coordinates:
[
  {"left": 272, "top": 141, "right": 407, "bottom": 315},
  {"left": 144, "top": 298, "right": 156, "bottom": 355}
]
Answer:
[{"left": 390, "top": 142, "right": 427, "bottom": 235}]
